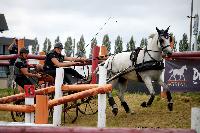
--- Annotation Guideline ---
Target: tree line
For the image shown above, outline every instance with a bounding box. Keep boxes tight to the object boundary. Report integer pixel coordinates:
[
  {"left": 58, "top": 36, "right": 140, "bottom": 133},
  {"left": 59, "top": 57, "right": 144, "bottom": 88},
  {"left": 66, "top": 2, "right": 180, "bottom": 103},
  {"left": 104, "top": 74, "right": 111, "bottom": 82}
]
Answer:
[{"left": 31, "top": 32, "right": 200, "bottom": 57}]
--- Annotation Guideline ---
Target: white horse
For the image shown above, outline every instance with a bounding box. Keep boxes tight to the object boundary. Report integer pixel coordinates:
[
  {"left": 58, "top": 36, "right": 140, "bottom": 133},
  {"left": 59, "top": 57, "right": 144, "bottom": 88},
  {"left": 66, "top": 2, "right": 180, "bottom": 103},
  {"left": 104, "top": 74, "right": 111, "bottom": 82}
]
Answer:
[
  {"left": 169, "top": 65, "right": 187, "bottom": 80},
  {"left": 101, "top": 27, "right": 173, "bottom": 115}
]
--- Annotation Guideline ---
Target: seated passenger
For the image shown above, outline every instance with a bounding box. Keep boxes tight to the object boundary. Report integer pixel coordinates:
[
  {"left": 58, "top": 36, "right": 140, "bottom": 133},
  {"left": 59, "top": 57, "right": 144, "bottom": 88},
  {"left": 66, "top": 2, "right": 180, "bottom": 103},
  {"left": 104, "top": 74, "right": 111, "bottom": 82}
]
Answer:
[
  {"left": 14, "top": 48, "right": 42, "bottom": 89},
  {"left": 43, "top": 42, "right": 88, "bottom": 84}
]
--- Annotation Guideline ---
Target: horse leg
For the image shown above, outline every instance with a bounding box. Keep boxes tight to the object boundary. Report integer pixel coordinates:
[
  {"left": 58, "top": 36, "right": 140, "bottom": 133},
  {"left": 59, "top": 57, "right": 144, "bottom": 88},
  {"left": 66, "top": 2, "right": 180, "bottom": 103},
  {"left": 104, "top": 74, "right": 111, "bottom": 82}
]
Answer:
[
  {"left": 140, "top": 77, "right": 155, "bottom": 107},
  {"left": 107, "top": 92, "right": 118, "bottom": 116},
  {"left": 117, "top": 77, "right": 133, "bottom": 114},
  {"left": 158, "top": 80, "right": 173, "bottom": 111},
  {"left": 106, "top": 79, "right": 118, "bottom": 116}
]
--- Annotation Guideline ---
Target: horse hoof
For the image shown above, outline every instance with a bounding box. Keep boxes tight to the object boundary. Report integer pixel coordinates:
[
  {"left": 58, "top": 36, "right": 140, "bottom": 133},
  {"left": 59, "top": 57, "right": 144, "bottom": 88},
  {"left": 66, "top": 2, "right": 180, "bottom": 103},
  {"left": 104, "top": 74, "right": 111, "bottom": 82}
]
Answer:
[
  {"left": 168, "top": 102, "right": 173, "bottom": 111},
  {"left": 121, "top": 102, "right": 130, "bottom": 113},
  {"left": 112, "top": 108, "right": 118, "bottom": 116},
  {"left": 141, "top": 101, "right": 147, "bottom": 107}
]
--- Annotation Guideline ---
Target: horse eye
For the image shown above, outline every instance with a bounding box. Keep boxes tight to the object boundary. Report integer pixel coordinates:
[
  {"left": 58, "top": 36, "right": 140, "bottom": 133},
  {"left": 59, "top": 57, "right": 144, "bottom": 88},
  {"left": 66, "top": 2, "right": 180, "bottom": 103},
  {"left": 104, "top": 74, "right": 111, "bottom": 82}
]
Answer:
[{"left": 165, "top": 34, "right": 169, "bottom": 39}]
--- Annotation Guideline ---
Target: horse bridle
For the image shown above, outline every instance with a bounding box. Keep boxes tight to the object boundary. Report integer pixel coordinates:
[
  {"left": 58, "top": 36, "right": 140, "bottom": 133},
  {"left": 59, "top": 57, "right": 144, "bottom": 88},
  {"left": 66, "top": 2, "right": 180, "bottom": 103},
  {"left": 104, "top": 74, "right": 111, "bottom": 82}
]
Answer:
[
  {"left": 158, "top": 31, "right": 172, "bottom": 51},
  {"left": 143, "top": 32, "right": 172, "bottom": 62}
]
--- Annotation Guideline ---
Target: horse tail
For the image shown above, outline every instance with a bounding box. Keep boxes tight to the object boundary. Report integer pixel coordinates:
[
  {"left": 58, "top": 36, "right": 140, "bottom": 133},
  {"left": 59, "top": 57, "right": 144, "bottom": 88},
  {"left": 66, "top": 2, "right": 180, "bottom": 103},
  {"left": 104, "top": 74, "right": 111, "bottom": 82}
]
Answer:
[{"left": 169, "top": 69, "right": 173, "bottom": 73}]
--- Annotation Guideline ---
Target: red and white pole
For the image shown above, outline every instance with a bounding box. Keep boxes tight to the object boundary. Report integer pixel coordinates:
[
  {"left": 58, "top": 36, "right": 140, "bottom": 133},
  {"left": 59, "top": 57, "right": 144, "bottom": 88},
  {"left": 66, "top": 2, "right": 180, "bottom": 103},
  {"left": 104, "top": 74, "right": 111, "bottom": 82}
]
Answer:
[
  {"left": 24, "top": 85, "right": 35, "bottom": 123},
  {"left": 91, "top": 46, "right": 100, "bottom": 84}
]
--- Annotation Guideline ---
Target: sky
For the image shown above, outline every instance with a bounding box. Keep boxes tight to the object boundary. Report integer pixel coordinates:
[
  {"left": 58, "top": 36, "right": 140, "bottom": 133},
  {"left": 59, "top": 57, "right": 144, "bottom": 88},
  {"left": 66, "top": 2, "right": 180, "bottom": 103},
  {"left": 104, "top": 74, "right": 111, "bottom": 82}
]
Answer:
[{"left": 0, "top": 0, "right": 200, "bottom": 55}]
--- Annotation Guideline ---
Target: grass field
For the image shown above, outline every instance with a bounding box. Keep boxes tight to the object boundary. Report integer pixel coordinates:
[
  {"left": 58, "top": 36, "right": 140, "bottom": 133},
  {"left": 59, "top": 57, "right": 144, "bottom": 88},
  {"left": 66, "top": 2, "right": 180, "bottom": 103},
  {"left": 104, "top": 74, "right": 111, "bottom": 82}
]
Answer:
[{"left": 0, "top": 88, "right": 200, "bottom": 128}]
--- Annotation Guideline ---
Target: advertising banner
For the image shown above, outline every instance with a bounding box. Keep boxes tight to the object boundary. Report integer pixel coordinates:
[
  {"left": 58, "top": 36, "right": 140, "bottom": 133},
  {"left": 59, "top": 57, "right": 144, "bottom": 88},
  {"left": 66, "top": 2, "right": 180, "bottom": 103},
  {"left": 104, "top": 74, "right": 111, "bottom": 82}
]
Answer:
[{"left": 165, "top": 59, "right": 200, "bottom": 92}]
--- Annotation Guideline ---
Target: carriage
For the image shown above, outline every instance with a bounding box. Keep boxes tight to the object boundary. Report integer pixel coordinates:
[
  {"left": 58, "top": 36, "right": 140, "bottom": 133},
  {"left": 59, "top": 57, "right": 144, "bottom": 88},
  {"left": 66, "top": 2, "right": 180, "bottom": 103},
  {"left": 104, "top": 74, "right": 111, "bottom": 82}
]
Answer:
[{"left": 10, "top": 64, "right": 98, "bottom": 124}]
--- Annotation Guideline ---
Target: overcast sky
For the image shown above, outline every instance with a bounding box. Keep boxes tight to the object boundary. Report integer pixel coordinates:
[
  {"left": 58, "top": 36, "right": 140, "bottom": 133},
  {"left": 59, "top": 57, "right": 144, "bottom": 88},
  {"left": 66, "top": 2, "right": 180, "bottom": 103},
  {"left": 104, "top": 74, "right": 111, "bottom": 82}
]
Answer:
[{"left": 0, "top": 0, "right": 200, "bottom": 55}]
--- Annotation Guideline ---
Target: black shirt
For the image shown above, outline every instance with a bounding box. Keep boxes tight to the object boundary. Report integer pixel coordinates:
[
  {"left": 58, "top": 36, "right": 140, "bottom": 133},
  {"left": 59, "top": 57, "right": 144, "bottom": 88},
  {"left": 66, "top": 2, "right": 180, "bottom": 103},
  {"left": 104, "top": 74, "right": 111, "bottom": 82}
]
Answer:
[
  {"left": 44, "top": 50, "right": 64, "bottom": 71},
  {"left": 9, "top": 44, "right": 18, "bottom": 65},
  {"left": 14, "top": 57, "right": 28, "bottom": 77}
]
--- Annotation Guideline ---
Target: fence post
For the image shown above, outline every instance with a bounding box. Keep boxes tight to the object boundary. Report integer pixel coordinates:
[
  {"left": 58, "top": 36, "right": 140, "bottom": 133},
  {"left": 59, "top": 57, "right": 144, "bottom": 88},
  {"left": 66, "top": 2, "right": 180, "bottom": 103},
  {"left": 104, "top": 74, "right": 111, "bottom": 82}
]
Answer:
[
  {"left": 191, "top": 107, "right": 200, "bottom": 133},
  {"left": 24, "top": 85, "right": 35, "bottom": 123},
  {"left": 97, "top": 65, "right": 107, "bottom": 128},
  {"left": 35, "top": 95, "right": 49, "bottom": 124},
  {"left": 91, "top": 46, "right": 100, "bottom": 84},
  {"left": 53, "top": 68, "right": 64, "bottom": 126}
]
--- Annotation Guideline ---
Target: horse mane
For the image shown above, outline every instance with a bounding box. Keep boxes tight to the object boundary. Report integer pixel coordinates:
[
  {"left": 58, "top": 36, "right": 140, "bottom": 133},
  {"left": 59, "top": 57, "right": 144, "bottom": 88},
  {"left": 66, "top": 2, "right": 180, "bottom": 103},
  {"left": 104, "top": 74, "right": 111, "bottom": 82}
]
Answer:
[{"left": 148, "top": 33, "right": 156, "bottom": 39}]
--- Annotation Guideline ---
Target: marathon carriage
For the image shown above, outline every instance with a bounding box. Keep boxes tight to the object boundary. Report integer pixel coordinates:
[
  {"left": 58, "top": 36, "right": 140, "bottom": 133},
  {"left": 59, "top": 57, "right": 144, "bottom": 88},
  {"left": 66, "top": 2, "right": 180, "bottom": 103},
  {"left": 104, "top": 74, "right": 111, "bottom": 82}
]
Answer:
[{"left": 10, "top": 63, "right": 98, "bottom": 123}]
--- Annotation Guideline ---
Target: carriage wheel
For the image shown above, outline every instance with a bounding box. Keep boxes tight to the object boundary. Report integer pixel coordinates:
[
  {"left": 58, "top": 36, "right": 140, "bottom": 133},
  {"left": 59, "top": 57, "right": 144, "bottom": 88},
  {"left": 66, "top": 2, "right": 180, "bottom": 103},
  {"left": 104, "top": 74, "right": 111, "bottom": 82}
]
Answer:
[
  {"left": 10, "top": 99, "right": 25, "bottom": 122},
  {"left": 78, "top": 96, "right": 98, "bottom": 115},
  {"left": 63, "top": 101, "right": 79, "bottom": 123}
]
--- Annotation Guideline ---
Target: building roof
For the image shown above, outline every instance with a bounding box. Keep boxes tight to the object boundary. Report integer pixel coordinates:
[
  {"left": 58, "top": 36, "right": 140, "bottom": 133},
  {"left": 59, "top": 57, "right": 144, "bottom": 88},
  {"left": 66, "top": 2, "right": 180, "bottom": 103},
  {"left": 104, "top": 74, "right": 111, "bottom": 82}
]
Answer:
[
  {"left": 0, "top": 14, "right": 9, "bottom": 32},
  {"left": 0, "top": 37, "right": 35, "bottom": 47}
]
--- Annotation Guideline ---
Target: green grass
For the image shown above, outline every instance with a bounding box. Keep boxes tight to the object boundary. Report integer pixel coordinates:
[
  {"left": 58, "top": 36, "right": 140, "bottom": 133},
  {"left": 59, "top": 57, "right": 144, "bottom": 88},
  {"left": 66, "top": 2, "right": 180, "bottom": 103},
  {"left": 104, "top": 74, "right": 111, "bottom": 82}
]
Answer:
[
  {"left": 0, "top": 88, "right": 14, "bottom": 97},
  {"left": 0, "top": 88, "right": 200, "bottom": 128}
]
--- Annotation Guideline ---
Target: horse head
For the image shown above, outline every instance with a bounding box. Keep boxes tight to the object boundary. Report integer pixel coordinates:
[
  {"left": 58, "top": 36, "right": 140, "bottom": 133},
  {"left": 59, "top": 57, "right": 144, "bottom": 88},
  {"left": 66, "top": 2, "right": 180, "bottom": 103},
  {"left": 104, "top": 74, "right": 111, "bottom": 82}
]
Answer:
[
  {"left": 183, "top": 65, "right": 187, "bottom": 71},
  {"left": 156, "top": 26, "right": 173, "bottom": 56}
]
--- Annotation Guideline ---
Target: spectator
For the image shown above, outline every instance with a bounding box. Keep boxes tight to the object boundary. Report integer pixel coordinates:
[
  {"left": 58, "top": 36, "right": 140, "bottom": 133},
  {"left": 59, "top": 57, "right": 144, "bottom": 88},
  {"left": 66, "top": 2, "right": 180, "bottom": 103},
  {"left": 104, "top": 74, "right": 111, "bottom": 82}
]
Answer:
[{"left": 7, "top": 38, "right": 18, "bottom": 88}]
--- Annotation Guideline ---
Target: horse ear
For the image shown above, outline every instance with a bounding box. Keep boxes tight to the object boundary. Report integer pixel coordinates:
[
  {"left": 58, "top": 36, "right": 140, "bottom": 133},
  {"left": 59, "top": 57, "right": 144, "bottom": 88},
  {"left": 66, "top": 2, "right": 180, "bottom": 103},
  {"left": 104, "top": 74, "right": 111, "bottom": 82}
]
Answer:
[
  {"left": 165, "top": 26, "right": 170, "bottom": 32},
  {"left": 156, "top": 27, "right": 160, "bottom": 33}
]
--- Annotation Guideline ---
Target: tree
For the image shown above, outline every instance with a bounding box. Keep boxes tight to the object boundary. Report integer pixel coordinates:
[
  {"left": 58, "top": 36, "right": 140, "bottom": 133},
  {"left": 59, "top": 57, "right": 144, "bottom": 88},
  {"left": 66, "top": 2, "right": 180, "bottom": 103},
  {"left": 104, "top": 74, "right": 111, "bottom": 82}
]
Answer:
[
  {"left": 179, "top": 33, "right": 189, "bottom": 52},
  {"left": 47, "top": 39, "right": 52, "bottom": 52},
  {"left": 76, "top": 35, "right": 86, "bottom": 57},
  {"left": 170, "top": 33, "right": 177, "bottom": 52},
  {"left": 140, "top": 38, "right": 148, "bottom": 48},
  {"left": 43, "top": 38, "right": 48, "bottom": 53},
  {"left": 36, "top": 43, "right": 39, "bottom": 55},
  {"left": 89, "top": 38, "right": 97, "bottom": 59},
  {"left": 114, "top": 35, "right": 123, "bottom": 54},
  {"left": 102, "top": 34, "right": 111, "bottom": 55},
  {"left": 32, "top": 37, "right": 39, "bottom": 54},
  {"left": 173, "top": 36, "right": 178, "bottom": 52},
  {"left": 64, "top": 37, "right": 73, "bottom": 57},
  {"left": 126, "top": 36, "right": 135, "bottom": 51},
  {"left": 72, "top": 38, "right": 75, "bottom": 56},
  {"left": 55, "top": 36, "right": 60, "bottom": 43}
]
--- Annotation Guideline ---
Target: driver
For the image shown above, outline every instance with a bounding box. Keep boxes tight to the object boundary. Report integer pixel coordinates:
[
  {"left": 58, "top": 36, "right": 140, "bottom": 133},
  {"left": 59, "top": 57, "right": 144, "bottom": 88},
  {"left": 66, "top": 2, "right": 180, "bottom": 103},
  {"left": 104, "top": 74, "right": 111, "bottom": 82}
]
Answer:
[
  {"left": 14, "top": 48, "right": 42, "bottom": 89},
  {"left": 43, "top": 42, "right": 88, "bottom": 84}
]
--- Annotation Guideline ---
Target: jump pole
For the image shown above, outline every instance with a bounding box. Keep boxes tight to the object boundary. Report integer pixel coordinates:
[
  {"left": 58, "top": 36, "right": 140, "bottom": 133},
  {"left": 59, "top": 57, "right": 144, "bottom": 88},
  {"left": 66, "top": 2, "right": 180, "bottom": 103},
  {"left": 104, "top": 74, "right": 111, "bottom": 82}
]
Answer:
[
  {"left": 97, "top": 65, "right": 107, "bottom": 128},
  {"left": 191, "top": 107, "right": 200, "bottom": 133},
  {"left": 53, "top": 68, "right": 64, "bottom": 126}
]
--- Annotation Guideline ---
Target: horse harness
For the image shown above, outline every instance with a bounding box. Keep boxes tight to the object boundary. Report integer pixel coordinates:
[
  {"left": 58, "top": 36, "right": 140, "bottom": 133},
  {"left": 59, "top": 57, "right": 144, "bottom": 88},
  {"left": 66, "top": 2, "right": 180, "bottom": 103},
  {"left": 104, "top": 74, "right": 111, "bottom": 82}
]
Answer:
[
  {"left": 106, "top": 48, "right": 164, "bottom": 83},
  {"left": 157, "top": 29, "right": 172, "bottom": 51},
  {"left": 105, "top": 31, "right": 173, "bottom": 82},
  {"left": 130, "top": 47, "right": 164, "bottom": 72},
  {"left": 130, "top": 30, "right": 172, "bottom": 72}
]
